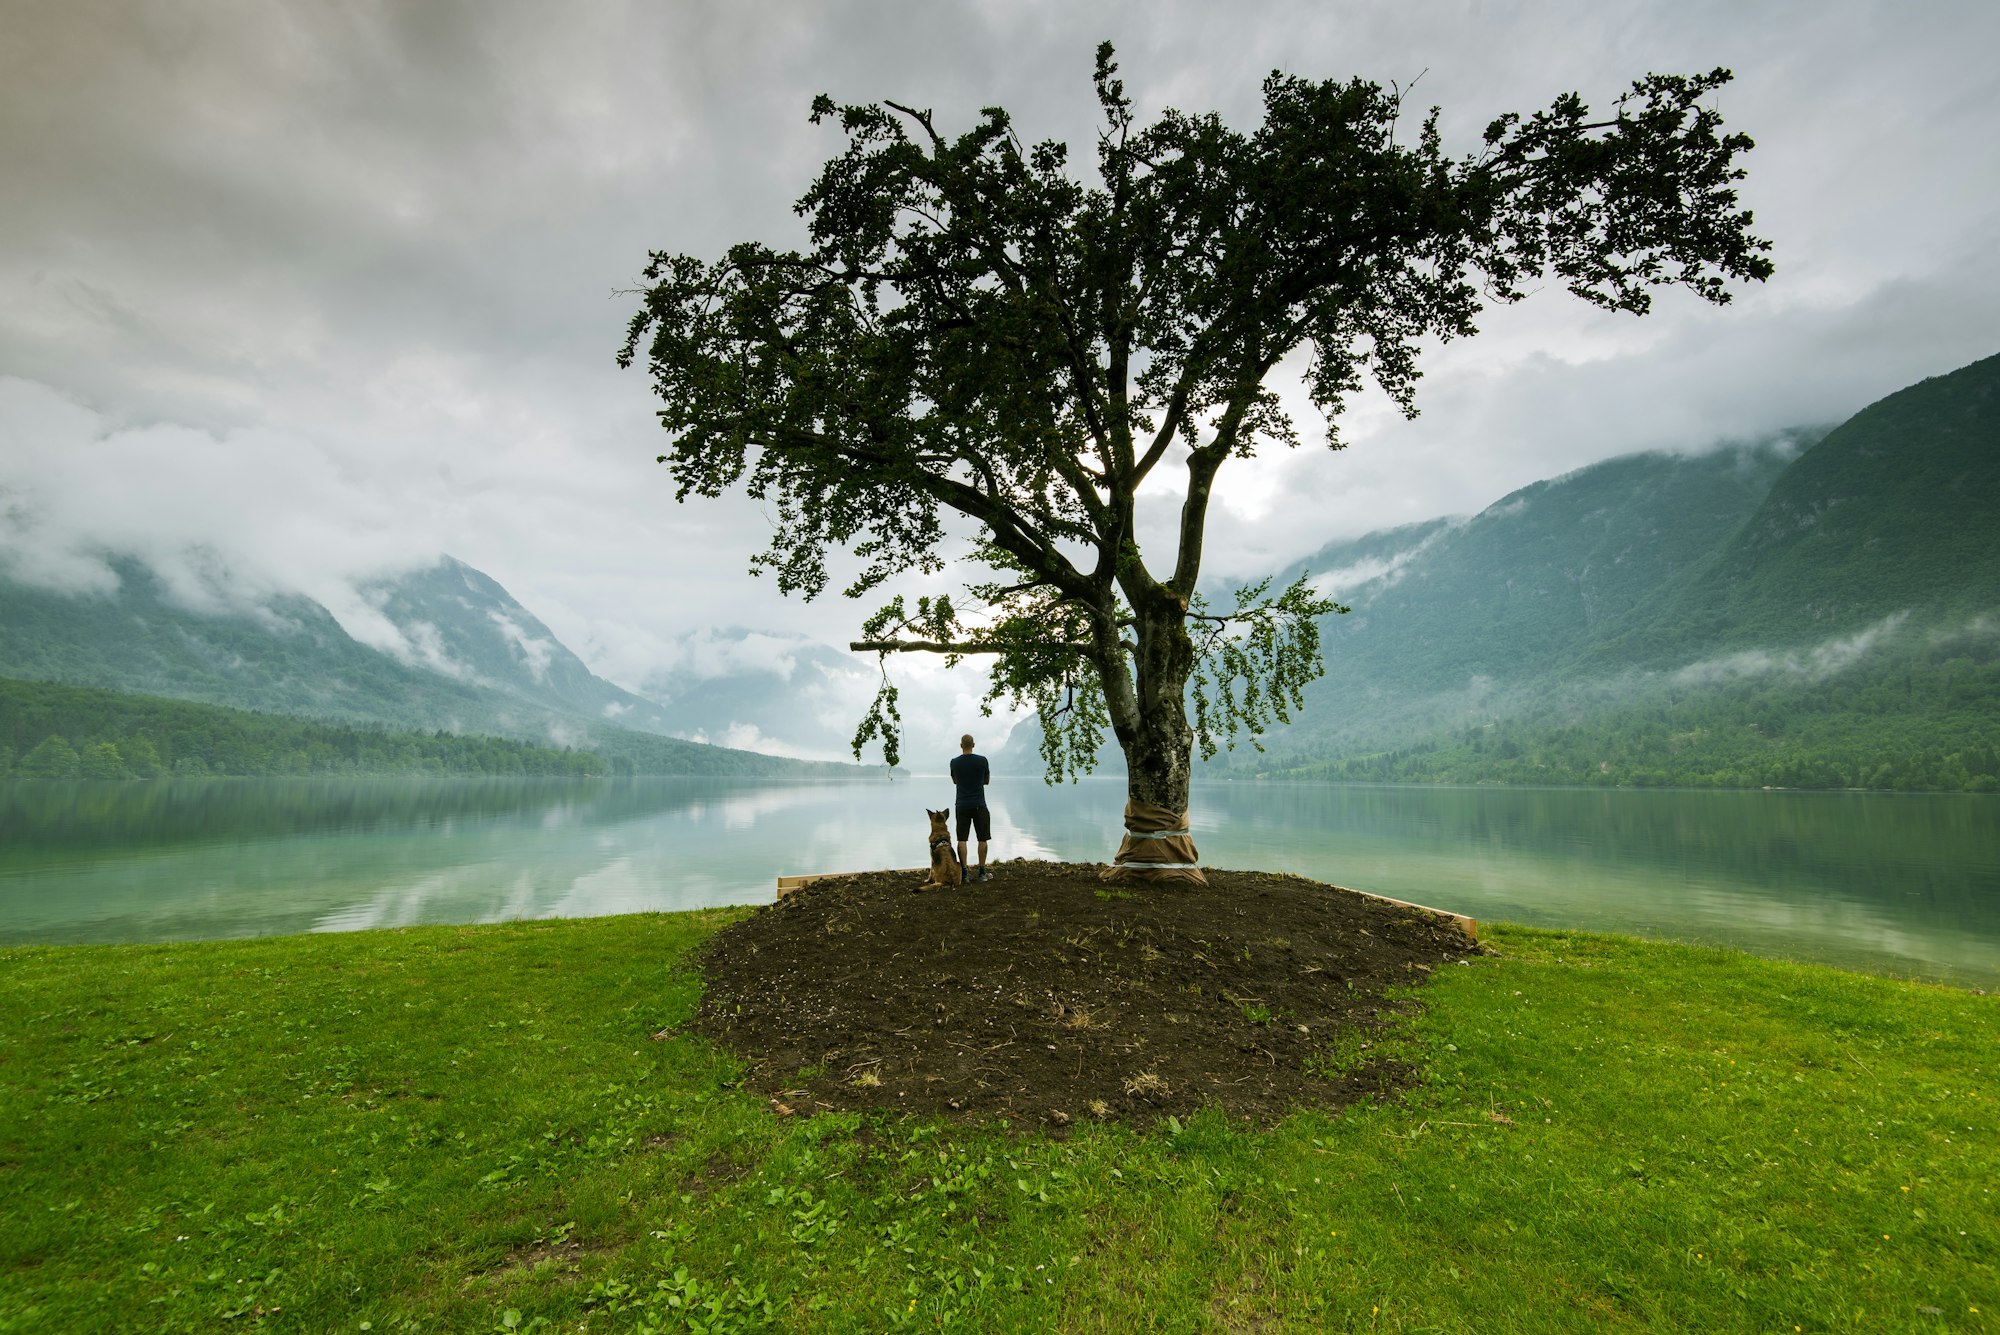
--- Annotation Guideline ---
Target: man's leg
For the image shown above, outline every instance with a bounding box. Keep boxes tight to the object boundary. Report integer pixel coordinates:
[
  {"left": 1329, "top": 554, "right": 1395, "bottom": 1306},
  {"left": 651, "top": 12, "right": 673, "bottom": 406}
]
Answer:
[
  {"left": 976, "top": 840, "right": 988, "bottom": 870},
  {"left": 955, "top": 805, "right": 971, "bottom": 870},
  {"left": 974, "top": 807, "right": 992, "bottom": 879}
]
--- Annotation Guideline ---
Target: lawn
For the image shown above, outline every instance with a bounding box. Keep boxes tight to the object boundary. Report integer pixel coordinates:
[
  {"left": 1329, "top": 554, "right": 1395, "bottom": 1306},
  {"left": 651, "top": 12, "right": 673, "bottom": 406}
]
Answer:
[{"left": 1, "top": 910, "right": 1991, "bottom": 1332}]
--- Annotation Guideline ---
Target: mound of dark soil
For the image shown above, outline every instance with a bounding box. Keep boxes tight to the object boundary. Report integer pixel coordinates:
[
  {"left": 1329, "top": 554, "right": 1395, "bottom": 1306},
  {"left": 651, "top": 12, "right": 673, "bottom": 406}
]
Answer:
[{"left": 686, "top": 860, "right": 1477, "bottom": 1130}]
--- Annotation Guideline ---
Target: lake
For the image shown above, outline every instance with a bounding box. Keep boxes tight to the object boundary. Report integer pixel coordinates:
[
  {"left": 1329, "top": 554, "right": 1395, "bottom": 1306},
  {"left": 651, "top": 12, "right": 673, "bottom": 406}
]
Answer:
[{"left": 2, "top": 777, "right": 1994, "bottom": 988}]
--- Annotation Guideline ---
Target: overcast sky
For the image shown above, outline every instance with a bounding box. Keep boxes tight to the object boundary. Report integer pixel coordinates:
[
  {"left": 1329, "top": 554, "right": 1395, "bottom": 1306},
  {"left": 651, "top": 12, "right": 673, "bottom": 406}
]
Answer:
[{"left": 3, "top": 0, "right": 1997, "bottom": 721}]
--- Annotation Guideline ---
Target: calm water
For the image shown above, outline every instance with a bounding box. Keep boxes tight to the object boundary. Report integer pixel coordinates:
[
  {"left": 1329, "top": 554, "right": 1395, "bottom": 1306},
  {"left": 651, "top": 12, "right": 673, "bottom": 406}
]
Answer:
[{"left": 1, "top": 777, "right": 1994, "bottom": 987}]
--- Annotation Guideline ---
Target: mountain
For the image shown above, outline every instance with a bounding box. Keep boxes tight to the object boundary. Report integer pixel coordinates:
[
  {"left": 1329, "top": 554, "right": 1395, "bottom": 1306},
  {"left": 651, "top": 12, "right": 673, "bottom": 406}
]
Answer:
[
  {"left": 11, "top": 353, "right": 1991, "bottom": 791},
  {"left": 0, "top": 675, "right": 858, "bottom": 779},
  {"left": 0, "top": 557, "right": 506, "bottom": 732},
  {"left": 1241, "top": 352, "right": 2000, "bottom": 786},
  {"left": 1001, "top": 353, "right": 2000, "bottom": 790},
  {"left": 1176, "top": 434, "right": 1804, "bottom": 770},
  {"left": 1585, "top": 350, "right": 2000, "bottom": 665},
  {"left": 998, "top": 441, "right": 1805, "bottom": 776},
  {"left": 0, "top": 554, "right": 865, "bottom": 775},
  {"left": 360, "top": 557, "right": 676, "bottom": 730},
  {"left": 996, "top": 439, "right": 1810, "bottom": 776},
  {"left": 0, "top": 675, "right": 602, "bottom": 778},
  {"left": 1290, "top": 435, "right": 1813, "bottom": 695},
  {"left": 1279, "top": 639, "right": 2000, "bottom": 792}
]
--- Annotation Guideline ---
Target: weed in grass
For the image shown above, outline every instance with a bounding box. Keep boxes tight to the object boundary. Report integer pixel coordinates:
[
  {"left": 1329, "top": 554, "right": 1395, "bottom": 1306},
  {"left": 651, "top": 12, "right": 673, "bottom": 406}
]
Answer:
[
  {"left": 585, "top": 1269, "right": 775, "bottom": 1332},
  {"left": 1306, "top": 1031, "right": 1375, "bottom": 1079}
]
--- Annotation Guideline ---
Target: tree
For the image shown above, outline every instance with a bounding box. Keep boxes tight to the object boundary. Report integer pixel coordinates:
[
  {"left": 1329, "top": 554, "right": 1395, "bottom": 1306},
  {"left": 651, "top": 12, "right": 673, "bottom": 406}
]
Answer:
[
  {"left": 621, "top": 45, "right": 1770, "bottom": 879},
  {"left": 79, "top": 740, "right": 127, "bottom": 780},
  {"left": 22, "top": 735, "right": 82, "bottom": 780},
  {"left": 123, "top": 734, "right": 164, "bottom": 778}
]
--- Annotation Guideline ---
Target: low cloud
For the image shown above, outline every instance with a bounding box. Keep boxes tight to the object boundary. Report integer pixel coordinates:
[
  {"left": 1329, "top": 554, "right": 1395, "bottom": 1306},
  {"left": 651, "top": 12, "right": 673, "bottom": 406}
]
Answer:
[
  {"left": 679, "top": 630, "right": 808, "bottom": 682},
  {"left": 0, "top": 374, "right": 447, "bottom": 620},
  {"left": 1669, "top": 613, "right": 1913, "bottom": 687},
  {"left": 1309, "top": 528, "right": 1454, "bottom": 602},
  {"left": 1929, "top": 613, "right": 2000, "bottom": 648},
  {"left": 675, "top": 721, "right": 848, "bottom": 765},
  {"left": 393, "top": 621, "right": 477, "bottom": 681},
  {"left": 488, "top": 611, "right": 557, "bottom": 683}
]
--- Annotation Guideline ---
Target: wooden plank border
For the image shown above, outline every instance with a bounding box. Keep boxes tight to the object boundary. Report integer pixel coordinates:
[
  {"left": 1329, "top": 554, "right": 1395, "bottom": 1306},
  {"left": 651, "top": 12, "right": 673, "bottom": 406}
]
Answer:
[
  {"left": 1331, "top": 885, "right": 1478, "bottom": 942},
  {"left": 775, "top": 868, "right": 924, "bottom": 898},
  {"left": 775, "top": 868, "right": 1476, "bottom": 940}
]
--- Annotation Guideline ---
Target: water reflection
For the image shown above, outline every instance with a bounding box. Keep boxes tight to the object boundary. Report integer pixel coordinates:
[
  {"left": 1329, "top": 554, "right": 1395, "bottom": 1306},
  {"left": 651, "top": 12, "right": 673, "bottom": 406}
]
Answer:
[
  {"left": 0, "top": 777, "right": 1992, "bottom": 987},
  {"left": 1166, "top": 784, "right": 2000, "bottom": 986}
]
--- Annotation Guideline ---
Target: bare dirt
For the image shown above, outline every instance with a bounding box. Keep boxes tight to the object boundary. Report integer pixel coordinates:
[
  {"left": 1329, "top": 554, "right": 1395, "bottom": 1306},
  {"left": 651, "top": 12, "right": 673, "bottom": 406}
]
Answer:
[{"left": 684, "top": 859, "right": 1478, "bottom": 1130}]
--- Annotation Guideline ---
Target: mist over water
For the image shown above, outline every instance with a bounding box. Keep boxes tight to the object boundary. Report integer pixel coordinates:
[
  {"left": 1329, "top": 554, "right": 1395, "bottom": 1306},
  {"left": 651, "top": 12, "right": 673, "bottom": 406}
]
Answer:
[{"left": 1, "top": 777, "right": 1993, "bottom": 988}]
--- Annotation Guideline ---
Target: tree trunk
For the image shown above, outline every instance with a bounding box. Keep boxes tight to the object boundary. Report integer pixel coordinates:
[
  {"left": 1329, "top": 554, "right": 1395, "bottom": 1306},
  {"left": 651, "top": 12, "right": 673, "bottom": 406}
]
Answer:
[
  {"left": 1122, "top": 709, "right": 1193, "bottom": 812},
  {"left": 1100, "top": 607, "right": 1204, "bottom": 885}
]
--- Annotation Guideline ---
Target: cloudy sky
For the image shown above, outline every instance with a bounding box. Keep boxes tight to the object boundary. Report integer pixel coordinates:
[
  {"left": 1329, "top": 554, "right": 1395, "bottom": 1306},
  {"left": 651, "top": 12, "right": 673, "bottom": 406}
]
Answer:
[{"left": 3, "top": 0, "right": 1996, "bottom": 744}]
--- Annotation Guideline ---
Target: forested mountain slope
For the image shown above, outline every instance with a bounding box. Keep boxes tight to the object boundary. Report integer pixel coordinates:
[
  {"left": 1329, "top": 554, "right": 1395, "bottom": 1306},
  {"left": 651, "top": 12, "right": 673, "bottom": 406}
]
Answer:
[
  {"left": 0, "top": 559, "right": 502, "bottom": 732},
  {"left": 0, "top": 677, "right": 603, "bottom": 778},
  {"left": 0, "top": 677, "right": 859, "bottom": 779},
  {"left": 1283, "top": 636, "right": 2000, "bottom": 792},
  {"left": 0, "top": 557, "right": 864, "bottom": 775},
  {"left": 1291, "top": 437, "right": 1811, "bottom": 696},
  {"left": 1585, "top": 349, "right": 2000, "bottom": 666},
  {"left": 1243, "top": 354, "right": 2000, "bottom": 788}
]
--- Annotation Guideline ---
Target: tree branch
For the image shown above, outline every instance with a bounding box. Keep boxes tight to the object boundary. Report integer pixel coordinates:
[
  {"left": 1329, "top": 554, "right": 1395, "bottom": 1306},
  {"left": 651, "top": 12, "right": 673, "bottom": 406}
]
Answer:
[
  {"left": 751, "top": 419, "right": 1097, "bottom": 600},
  {"left": 851, "top": 638, "right": 1100, "bottom": 654},
  {"left": 1169, "top": 367, "right": 1273, "bottom": 595}
]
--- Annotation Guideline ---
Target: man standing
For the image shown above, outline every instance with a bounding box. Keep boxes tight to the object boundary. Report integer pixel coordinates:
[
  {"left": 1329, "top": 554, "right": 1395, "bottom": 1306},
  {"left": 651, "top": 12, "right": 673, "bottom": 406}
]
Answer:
[{"left": 949, "top": 733, "right": 991, "bottom": 882}]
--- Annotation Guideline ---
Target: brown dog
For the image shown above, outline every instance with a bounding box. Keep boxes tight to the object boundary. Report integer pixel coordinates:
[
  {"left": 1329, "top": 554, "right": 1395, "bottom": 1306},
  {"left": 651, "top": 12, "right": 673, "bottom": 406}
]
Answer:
[{"left": 922, "top": 808, "right": 964, "bottom": 890}]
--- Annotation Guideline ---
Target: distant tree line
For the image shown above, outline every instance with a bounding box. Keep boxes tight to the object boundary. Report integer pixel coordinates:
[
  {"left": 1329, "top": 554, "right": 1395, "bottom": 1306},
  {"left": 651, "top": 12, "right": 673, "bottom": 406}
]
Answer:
[
  {"left": 0, "top": 678, "right": 607, "bottom": 780},
  {"left": 1274, "top": 641, "right": 2000, "bottom": 793}
]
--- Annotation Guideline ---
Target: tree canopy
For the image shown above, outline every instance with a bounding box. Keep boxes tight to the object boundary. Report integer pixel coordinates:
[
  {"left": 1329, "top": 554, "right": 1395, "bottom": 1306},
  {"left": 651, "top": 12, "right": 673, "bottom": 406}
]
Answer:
[{"left": 621, "top": 45, "right": 1770, "bottom": 866}]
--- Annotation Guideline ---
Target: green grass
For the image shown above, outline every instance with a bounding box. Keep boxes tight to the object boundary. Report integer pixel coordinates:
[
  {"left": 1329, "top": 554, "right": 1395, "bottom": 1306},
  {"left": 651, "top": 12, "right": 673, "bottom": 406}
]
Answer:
[{"left": 1, "top": 916, "right": 1992, "bottom": 1333}]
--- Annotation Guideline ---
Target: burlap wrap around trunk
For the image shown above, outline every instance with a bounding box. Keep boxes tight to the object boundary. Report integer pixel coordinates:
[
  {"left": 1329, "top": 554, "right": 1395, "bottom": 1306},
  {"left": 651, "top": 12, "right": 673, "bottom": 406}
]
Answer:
[{"left": 1099, "top": 799, "right": 1206, "bottom": 886}]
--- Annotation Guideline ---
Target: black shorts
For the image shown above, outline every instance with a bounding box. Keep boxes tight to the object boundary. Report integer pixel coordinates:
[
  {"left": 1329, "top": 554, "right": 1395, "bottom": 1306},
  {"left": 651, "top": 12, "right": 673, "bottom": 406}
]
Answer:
[{"left": 955, "top": 805, "right": 991, "bottom": 842}]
